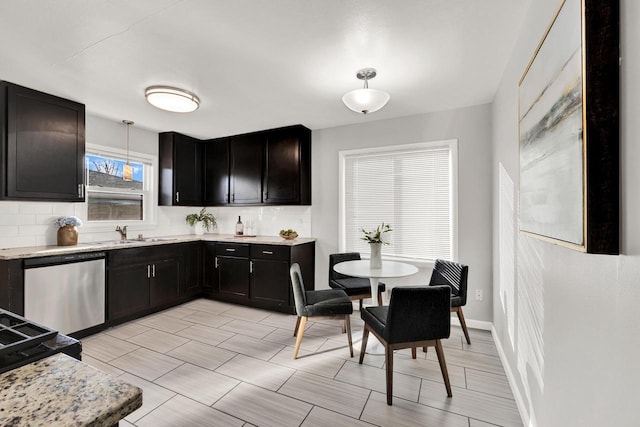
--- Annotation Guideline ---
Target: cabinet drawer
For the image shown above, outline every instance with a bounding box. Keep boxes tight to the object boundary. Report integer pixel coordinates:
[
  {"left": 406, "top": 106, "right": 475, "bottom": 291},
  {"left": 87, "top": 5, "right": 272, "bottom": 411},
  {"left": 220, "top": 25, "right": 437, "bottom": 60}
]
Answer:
[
  {"left": 216, "top": 242, "right": 249, "bottom": 257},
  {"left": 250, "top": 244, "right": 290, "bottom": 261}
]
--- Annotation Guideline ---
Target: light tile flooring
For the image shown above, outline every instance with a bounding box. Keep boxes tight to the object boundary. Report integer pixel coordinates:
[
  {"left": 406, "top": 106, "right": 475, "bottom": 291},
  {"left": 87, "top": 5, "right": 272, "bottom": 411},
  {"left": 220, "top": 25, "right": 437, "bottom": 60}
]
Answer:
[{"left": 82, "top": 298, "right": 523, "bottom": 427}]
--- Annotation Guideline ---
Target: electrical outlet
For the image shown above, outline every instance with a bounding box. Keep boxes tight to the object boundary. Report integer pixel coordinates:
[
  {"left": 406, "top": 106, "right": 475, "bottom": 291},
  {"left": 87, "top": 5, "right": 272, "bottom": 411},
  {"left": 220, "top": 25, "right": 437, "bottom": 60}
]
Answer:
[{"left": 475, "top": 289, "right": 483, "bottom": 301}]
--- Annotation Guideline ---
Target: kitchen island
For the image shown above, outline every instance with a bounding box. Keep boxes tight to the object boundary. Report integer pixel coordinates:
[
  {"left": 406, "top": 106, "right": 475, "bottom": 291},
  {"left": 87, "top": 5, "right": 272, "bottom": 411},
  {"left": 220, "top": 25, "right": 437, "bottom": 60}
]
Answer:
[{"left": 0, "top": 353, "right": 142, "bottom": 426}]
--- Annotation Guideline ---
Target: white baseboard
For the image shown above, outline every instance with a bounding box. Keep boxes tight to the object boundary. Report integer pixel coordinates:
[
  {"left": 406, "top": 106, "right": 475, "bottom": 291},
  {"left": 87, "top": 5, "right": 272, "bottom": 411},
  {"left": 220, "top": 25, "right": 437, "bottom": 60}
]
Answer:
[
  {"left": 451, "top": 316, "right": 492, "bottom": 331},
  {"left": 491, "top": 325, "right": 530, "bottom": 427}
]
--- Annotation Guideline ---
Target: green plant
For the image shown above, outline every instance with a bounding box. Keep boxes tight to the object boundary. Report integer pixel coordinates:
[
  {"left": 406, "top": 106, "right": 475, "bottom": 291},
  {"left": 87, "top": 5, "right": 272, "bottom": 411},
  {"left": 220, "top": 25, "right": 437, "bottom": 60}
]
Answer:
[
  {"left": 360, "top": 223, "right": 392, "bottom": 244},
  {"left": 186, "top": 208, "right": 217, "bottom": 231}
]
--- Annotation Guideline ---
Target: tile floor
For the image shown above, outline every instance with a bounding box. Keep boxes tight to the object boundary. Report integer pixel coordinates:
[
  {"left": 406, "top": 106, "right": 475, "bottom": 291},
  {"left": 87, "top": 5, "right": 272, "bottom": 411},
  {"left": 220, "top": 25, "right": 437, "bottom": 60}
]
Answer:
[{"left": 82, "top": 298, "right": 523, "bottom": 426}]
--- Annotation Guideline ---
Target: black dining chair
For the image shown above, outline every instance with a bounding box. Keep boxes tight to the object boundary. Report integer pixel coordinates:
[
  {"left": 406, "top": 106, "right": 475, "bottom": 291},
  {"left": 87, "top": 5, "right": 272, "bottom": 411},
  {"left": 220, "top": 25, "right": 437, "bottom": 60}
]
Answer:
[
  {"left": 359, "top": 285, "right": 452, "bottom": 405},
  {"left": 329, "top": 252, "right": 385, "bottom": 309},
  {"left": 429, "top": 259, "right": 471, "bottom": 344},
  {"left": 290, "top": 263, "right": 354, "bottom": 359}
]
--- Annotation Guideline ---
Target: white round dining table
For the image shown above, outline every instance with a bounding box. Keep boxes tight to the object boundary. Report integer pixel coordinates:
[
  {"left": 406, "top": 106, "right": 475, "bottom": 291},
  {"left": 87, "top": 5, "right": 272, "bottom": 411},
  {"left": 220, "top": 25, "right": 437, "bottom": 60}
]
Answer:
[{"left": 333, "top": 259, "right": 419, "bottom": 354}]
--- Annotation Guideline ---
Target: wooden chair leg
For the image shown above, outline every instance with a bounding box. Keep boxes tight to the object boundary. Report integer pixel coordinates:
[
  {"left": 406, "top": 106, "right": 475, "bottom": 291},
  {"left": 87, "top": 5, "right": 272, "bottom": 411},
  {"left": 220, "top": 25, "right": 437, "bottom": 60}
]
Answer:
[
  {"left": 435, "top": 339, "right": 452, "bottom": 397},
  {"left": 359, "top": 325, "right": 370, "bottom": 364},
  {"left": 344, "top": 314, "right": 353, "bottom": 357},
  {"left": 293, "top": 316, "right": 307, "bottom": 359},
  {"left": 422, "top": 346, "right": 428, "bottom": 353},
  {"left": 359, "top": 298, "right": 363, "bottom": 311},
  {"left": 293, "top": 316, "right": 301, "bottom": 337},
  {"left": 385, "top": 344, "right": 394, "bottom": 405},
  {"left": 456, "top": 307, "right": 471, "bottom": 345},
  {"left": 377, "top": 292, "right": 383, "bottom": 306},
  {"left": 411, "top": 347, "right": 417, "bottom": 359},
  {"left": 341, "top": 319, "right": 346, "bottom": 334}
]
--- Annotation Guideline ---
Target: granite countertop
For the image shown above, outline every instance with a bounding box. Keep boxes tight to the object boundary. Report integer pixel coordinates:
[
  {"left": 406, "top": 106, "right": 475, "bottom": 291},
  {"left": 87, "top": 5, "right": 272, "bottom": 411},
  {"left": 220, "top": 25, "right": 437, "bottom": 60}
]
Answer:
[
  {"left": 0, "top": 234, "right": 316, "bottom": 260},
  {"left": 0, "top": 353, "right": 142, "bottom": 426}
]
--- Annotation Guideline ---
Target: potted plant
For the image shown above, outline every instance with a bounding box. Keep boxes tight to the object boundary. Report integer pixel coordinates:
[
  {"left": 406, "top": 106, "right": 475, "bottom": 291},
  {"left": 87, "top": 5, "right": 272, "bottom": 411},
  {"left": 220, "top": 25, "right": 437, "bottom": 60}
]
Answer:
[
  {"left": 55, "top": 216, "right": 83, "bottom": 246},
  {"left": 361, "top": 222, "right": 392, "bottom": 268},
  {"left": 186, "top": 208, "right": 217, "bottom": 235}
]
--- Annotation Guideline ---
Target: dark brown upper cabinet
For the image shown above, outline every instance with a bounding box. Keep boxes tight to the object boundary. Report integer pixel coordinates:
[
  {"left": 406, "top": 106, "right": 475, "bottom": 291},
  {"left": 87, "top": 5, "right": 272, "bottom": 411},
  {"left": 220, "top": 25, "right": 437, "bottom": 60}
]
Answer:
[
  {"left": 162, "top": 124, "right": 311, "bottom": 207},
  {"left": 159, "top": 132, "right": 203, "bottom": 206},
  {"left": 0, "top": 81, "right": 85, "bottom": 201},
  {"left": 204, "top": 137, "right": 230, "bottom": 205},
  {"left": 263, "top": 125, "right": 311, "bottom": 205},
  {"left": 229, "top": 133, "right": 263, "bottom": 205}
]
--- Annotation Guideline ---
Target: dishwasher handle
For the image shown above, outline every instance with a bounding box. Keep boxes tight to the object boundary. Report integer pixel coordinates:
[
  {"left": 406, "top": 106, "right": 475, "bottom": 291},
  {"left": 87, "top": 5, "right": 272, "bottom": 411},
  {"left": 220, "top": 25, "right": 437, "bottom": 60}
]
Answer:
[{"left": 24, "top": 252, "right": 106, "bottom": 268}]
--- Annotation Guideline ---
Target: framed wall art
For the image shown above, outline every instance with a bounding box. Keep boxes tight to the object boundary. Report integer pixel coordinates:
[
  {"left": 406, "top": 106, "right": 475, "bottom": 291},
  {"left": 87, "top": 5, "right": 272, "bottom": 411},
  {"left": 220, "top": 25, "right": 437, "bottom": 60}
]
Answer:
[{"left": 518, "top": 0, "right": 619, "bottom": 254}]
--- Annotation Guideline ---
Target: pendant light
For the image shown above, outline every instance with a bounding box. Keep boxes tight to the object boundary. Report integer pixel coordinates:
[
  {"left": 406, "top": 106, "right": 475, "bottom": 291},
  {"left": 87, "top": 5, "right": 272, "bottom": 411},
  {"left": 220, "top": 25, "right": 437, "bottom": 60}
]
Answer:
[
  {"left": 145, "top": 86, "right": 200, "bottom": 113},
  {"left": 122, "top": 120, "right": 134, "bottom": 181},
  {"left": 342, "top": 68, "right": 390, "bottom": 114}
]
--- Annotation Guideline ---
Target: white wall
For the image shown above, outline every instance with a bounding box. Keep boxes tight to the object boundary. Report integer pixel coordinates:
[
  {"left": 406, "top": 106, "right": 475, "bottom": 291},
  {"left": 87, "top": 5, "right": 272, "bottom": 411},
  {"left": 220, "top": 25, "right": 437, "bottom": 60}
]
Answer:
[
  {"left": 311, "top": 104, "right": 494, "bottom": 323},
  {"left": 491, "top": 1, "right": 640, "bottom": 426},
  {"left": 0, "top": 114, "right": 311, "bottom": 248}
]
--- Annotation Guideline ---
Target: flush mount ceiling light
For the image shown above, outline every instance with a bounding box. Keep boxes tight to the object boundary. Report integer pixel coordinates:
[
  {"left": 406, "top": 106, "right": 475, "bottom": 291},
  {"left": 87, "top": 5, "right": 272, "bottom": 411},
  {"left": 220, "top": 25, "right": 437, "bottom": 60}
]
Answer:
[
  {"left": 144, "top": 86, "right": 200, "bottom": 113},
  {"left": 342, "top": 68, "right": 390, "bottom": 114}
]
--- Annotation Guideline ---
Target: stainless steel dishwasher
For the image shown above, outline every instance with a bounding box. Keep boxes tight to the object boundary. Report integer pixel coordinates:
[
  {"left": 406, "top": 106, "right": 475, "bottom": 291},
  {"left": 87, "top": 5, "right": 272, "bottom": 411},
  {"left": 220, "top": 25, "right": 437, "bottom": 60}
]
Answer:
[{"left": 23, "top": 252, "right": 106, "bottom": 335}]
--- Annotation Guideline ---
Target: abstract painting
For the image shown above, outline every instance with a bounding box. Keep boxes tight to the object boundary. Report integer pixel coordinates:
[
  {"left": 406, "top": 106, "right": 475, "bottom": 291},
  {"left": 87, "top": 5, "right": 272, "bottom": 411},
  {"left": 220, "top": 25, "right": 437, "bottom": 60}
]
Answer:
[{"left": 518, "top": 0, "right": 619, "bottom": 254}]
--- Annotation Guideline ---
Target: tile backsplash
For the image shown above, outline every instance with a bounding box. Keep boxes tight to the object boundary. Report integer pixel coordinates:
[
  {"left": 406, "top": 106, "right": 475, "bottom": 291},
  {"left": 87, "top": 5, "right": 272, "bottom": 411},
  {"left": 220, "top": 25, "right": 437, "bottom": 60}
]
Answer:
[{"left": 0, "top": 201, "right": 312, "bottom": 249}]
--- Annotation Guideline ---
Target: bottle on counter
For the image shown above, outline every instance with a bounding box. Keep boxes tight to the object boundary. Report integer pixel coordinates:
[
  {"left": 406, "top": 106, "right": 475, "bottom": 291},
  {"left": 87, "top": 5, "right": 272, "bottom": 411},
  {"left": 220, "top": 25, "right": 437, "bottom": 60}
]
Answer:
[{"left": 235, "top": 216, "right": 244, "bottom": 235}]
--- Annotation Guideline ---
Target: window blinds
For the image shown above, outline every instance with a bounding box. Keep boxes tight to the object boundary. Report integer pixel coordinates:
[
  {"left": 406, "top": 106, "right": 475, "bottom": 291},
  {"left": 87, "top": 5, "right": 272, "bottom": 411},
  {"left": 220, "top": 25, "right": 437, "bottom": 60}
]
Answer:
[{"left": 343, "top": 143, "right": 453, "bottom": 261}]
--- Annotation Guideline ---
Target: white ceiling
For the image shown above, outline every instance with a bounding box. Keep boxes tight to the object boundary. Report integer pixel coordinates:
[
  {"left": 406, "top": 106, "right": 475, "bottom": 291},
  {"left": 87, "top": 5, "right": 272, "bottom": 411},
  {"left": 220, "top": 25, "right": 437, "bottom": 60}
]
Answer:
[{"left": 0, "top": 0, "right": 527, "bottom": 139}]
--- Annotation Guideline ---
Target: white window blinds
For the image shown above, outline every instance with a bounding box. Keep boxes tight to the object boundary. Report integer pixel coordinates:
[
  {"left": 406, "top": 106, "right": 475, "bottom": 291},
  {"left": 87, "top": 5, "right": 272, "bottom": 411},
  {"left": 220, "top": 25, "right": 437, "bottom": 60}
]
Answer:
[{"left": 340, "top": 140, "right": 457, "bottom": 262}]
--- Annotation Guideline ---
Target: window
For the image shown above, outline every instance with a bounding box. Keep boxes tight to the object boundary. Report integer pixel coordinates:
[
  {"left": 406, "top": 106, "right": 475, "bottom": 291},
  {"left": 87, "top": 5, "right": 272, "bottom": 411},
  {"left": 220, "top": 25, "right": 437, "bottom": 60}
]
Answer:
[
  {"left": 339, "top": 140, "right": 457, "bottom": 262},
  {"left": 85, "top": 144, "right": 155, "bottom": 224}
]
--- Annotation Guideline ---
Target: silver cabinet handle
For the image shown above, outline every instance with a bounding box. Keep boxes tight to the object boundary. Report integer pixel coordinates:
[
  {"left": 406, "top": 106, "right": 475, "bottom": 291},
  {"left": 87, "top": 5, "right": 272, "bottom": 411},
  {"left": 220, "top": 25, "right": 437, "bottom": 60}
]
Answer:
[
  {"left": 176, "top": 191, "right": 180, "bottom": 203},
  {"left": 262, "top": 250, "right": 273, "bottom": 255},
  {"left": 152, "top": 264, "right": 156, "bottom": 277},
  {"left": 78, "top": 184, "right": 84, "bottom": 198},
  {"left": 250, "top": 261, "right": 253, "bottom": 273},
  {"left": 226, "top": 248, "right": 236, "bottom": 252},
  {"left": 215, "top": 257, "right": 219, "bottom": 268},
  {"left": 147, "top": 265, "right": 151, "bottom": 278}
]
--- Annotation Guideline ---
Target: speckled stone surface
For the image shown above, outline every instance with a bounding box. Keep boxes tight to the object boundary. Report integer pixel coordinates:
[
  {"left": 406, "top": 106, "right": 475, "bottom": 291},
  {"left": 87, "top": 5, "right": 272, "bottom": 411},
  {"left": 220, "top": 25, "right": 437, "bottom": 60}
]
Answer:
[
  {"left": 0, "top": 353, "right": 142, "bottom": 426},
  {"left": 0, "top": 234, "right": 316, "bottom": 259}
]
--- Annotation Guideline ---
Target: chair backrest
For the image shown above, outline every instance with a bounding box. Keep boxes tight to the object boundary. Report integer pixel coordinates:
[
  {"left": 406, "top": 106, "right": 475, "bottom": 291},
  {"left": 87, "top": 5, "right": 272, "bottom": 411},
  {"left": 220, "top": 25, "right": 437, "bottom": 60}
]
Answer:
[
  {"left": 383, "top": 286, "right": 451, "bottom": 344},
  {"left": 290, "top": 263, "right": 308, "bottom": 316},
  {"left": 329, "top": 252, "right": 361, "bottom": 282},
  {"left": 429, "top": 259, "right": 469, "bottom": 305}
]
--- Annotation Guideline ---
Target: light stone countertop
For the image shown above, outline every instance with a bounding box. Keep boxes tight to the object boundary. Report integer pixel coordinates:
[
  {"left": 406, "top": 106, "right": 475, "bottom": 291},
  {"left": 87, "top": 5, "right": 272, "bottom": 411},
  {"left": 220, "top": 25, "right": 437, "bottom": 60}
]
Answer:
[
  {"left": 0, "top": 353, "right": 142, "bottom": 426},
  {"left": 0, "top": 234, "right": 316, "bottom": 260}
]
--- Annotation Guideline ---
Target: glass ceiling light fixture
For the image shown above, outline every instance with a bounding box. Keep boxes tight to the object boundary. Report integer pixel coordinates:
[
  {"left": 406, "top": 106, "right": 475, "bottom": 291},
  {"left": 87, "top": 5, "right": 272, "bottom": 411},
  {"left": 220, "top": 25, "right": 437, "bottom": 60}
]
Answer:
[
  {"left": 342, "top": 68, "right": 390, "bottom": 114},
  {"left": 122, "top": 120, "right": 134, "bottom": 181},
  {"left": 145, "top": 85, "right": 200, "bottom": 113}
]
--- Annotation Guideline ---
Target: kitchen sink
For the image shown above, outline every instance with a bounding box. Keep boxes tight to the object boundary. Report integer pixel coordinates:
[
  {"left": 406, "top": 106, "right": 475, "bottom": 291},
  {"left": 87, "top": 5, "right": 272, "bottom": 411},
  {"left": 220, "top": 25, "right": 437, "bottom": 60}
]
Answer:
[{"left": 143, "top": 237, "right": 177, "bottom": 242}]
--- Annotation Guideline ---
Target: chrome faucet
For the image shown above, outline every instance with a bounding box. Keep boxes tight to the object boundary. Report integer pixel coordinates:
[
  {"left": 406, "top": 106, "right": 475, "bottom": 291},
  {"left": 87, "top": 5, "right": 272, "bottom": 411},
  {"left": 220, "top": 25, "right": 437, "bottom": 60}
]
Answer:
[{"left": 115, "top": 225, "right": 128, "bottom": 240}]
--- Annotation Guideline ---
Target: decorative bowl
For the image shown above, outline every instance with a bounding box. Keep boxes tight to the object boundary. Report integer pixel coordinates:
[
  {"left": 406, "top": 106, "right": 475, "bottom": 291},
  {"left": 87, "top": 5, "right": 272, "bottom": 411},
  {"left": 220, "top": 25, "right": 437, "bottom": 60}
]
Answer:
[{"left": 279, "top": 231, "right": 298, "bottom": 240}]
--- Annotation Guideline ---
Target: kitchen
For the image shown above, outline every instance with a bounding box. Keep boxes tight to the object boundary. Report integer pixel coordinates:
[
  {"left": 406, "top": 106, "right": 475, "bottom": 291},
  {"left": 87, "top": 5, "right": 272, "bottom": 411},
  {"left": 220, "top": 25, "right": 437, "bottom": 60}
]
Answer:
[{"left": 0, "top": 1, "right": 637, "bottom": 426}]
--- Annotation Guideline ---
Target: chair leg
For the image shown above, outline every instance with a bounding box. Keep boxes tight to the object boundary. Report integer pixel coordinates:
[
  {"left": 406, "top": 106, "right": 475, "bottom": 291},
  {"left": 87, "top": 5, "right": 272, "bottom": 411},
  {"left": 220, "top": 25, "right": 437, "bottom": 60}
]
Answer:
[
  {"left": 359, "top": 298, "right": 363, "bottom": 311},
  {"left": 293, "top": 316, "right": 301, "bottom": 337},
  {"left": 359, "top": 325, "right": 370, "bottom": 364},
  {"left": 293, "top": 316, "right": 307, "bottom": 359},
  {"left": 377, "top": 292, "right": 383, "bottom": 306},
  {"left": 422, "top": 346, "right": 428, "bottom": 353},
  {"left": 411, "top": 347, "right": 417, "bottom": 359},
  {"left": 344, "top": 314, "right": 353, "bottom": 357},
  {"left": 456, "top": 307, "right": 471, "bottom": 345},
  {"left": 385, "top": 344, "right": 394, "bottom": 405},
  {"left": 341, "top": 319, "right": 346, "bottom": 334},
  {"left": 434, "top": 339, "right": 452, "bottom": 397}
]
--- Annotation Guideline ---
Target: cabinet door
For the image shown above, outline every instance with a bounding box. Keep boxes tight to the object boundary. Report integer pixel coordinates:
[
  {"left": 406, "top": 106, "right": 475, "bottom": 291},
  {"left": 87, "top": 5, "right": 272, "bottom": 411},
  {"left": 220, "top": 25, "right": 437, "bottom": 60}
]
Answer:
[
  {"left": 150, "top": 258, "right": 180, "bottom": 307},
  {"left": 203, "top": 243, "right": 216, "bottom": 291},
  {"left": 229, "top": 134, "right": 262, "bottom": 204},
  {"left": 250, "top": 259, "right": 290, "bottom": 308},
  {"left": 159, "top": 132, "right": 202, "bottom": 206},
  {"left": 217, "top": 256, "right": 250, "bottom": 297},
  {"left": 108, "top": 264, "right": 149, "bottom": 320},
  {"left": 180, "top": 243, "right": 202, "bottom": 296},
  {"left": 4, "top": 82, "right": 85, "bottom": 201},
  {"left": 204, "top": 137, "right": 230, "bottom": 205},
  {"left": 263, "top": 130, "right": 300, "bottom": 204}
]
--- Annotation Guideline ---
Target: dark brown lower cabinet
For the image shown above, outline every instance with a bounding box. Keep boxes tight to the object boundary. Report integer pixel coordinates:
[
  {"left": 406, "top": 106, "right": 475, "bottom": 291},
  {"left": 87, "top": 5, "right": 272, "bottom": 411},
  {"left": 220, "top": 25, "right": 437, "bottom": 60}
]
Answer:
[
  {"left": 107, "top": 263, "right": 151, "bottom": 321},
  {"left": 149, "top": 258, "right": 180, "bottom": 308},
  {"left": 207, "top": 241, "right": 315, "bottom": 314}
]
